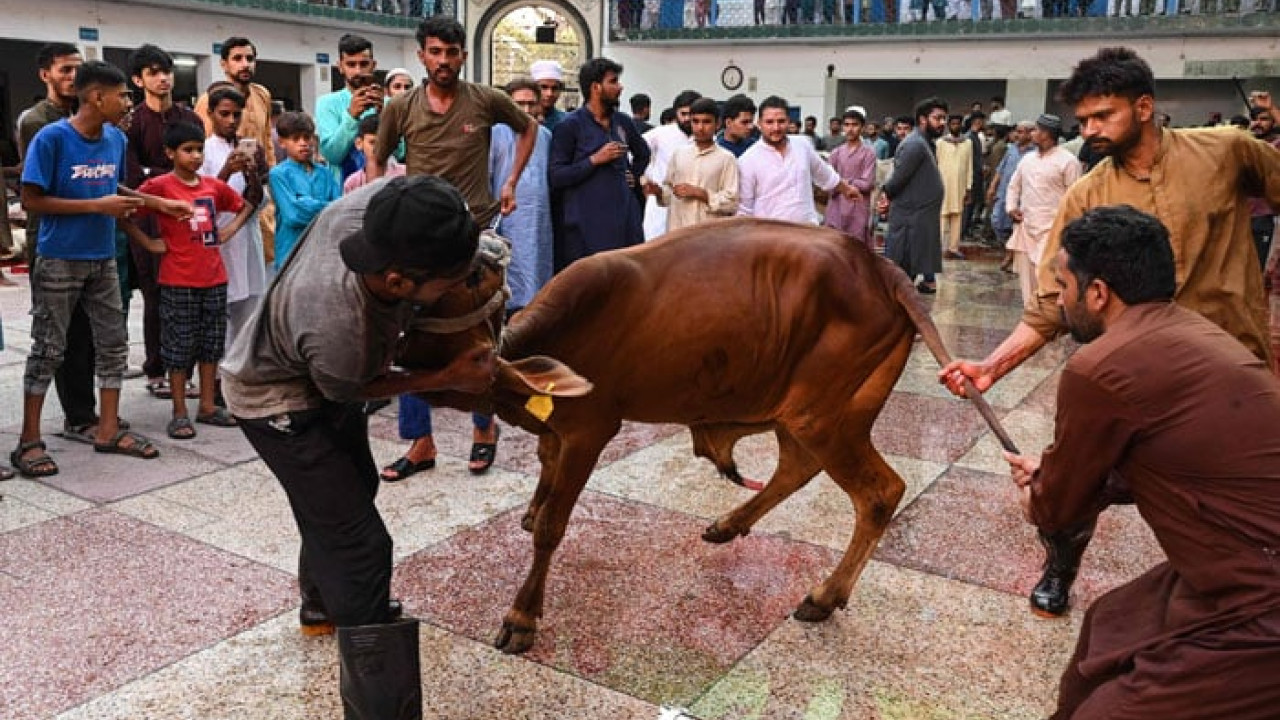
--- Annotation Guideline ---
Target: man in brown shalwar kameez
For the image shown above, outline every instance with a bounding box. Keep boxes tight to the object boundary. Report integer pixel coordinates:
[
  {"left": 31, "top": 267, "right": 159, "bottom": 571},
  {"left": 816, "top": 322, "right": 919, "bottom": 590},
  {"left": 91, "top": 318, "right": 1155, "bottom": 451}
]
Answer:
[
  {"left": 1005, "top": 206, "right": 1280, "bottom": 719},
  {"left": 942, "top": 47, "right": 1280, "bottom": 617}
]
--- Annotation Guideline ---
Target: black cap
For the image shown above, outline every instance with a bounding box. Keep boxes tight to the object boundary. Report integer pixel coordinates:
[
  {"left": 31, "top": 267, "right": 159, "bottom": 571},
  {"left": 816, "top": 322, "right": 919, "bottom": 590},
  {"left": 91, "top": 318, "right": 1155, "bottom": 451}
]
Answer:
[{"left": 340, "top": 175, "right": 478, "bottom": 274}]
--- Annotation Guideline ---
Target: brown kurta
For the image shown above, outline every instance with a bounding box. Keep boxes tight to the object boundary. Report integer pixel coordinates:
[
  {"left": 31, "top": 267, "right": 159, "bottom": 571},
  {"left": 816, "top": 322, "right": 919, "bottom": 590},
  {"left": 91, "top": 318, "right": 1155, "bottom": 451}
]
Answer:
[
  {"left": 1025, "top": 128, "right": 1280, "bottom": 366},
  {"left": 1031, "top": 302, "right": 1280, "bottom": 719}
]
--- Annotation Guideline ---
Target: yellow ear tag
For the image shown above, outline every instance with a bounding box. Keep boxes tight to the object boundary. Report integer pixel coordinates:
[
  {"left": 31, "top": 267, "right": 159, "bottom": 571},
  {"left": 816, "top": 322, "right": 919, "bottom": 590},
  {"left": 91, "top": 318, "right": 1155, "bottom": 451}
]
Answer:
[{"left": 525, "top": 381, "right": 555, "bottom": 422}]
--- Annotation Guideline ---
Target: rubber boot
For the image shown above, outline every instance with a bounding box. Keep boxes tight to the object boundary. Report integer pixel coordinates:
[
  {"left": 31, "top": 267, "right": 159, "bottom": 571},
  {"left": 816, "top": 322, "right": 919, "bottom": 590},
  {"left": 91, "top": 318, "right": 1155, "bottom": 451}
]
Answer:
[
  {"left": 338, "top": 617, "right": 423, "bottom": 720},
  {"left": 1030, "top": 519, "right": 1096, "bottom": 618}
]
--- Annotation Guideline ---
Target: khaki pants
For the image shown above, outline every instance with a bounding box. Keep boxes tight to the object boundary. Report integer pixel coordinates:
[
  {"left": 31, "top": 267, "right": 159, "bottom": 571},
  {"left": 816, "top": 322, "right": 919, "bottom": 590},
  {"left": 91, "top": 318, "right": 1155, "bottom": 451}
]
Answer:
[{"left": 941, "top": 212, "right": 963, "bottom": 253}]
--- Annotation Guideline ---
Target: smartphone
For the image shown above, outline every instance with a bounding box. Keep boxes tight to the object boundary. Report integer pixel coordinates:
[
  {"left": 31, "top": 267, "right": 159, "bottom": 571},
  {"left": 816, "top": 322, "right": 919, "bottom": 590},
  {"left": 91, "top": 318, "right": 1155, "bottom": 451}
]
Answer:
[{"left": 236, "top": 138, "right": 258, "bottom": 155}]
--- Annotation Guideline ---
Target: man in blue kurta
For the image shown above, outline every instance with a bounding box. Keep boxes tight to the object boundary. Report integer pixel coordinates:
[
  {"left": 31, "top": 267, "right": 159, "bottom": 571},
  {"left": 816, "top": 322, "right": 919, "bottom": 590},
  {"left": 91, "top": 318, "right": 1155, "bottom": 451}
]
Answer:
[
  {"left": 490, "top": 78, "right": 553, "bottom": 310},
  {"left": 547, "top": 57, "right": 650, "bottom": 272}
]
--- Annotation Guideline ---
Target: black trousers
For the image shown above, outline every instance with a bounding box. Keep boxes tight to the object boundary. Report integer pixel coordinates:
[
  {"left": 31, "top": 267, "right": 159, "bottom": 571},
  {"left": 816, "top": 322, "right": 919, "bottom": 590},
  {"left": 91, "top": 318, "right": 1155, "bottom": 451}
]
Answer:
[
  {"left": 54, "top": 302, "right": 100, "bottom": 427},
  {"left": 129, "top": 241, "right": 164, "bottom": 379},
  {"left": 238, "top": 402, "right": 393, "bottom": 628}
]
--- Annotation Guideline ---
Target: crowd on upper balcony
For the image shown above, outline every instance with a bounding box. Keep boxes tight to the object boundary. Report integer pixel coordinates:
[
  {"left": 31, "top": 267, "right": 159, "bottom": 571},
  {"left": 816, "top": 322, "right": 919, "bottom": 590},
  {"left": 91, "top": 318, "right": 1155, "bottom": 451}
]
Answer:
[{"left": 613, "top": 0, "right": 1275, "bottom": 29}]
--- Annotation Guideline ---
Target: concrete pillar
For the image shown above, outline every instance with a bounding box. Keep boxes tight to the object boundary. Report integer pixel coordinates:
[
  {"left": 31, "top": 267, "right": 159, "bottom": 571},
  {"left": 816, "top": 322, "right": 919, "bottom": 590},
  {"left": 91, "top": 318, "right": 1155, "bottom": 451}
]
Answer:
[
  {"left": 1004, "top": 77, "right": 1047, "bottom": 124},
  {"left": 300, "top": 61, "right": 326, "bottom": 115},
  {"left": 197, "top": 55, "right": 218, "bottom": 97}
]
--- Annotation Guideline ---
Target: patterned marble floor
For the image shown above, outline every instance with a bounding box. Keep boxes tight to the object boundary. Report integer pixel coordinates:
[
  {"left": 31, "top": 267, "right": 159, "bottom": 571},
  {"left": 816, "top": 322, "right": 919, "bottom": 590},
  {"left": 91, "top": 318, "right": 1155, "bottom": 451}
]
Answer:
[{"left": 0, "top": 249, "right": 1173, "bottom": 720}]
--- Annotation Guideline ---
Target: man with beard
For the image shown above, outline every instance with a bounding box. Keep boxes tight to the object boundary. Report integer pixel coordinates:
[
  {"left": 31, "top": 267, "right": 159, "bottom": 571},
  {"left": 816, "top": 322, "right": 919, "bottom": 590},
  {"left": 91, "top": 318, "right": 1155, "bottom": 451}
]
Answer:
[
  {"left": 548, "top": 57, "right": 649, "bottom": 270},
  {"left": 942, "top": 46, "right": 1280, "bottom": 619},
  {"left": 877, "top": 97, "right": 946, "bottom": 293},
  {"left": 1005, "top": 114, "right": 1082, "bottom": 309},
  {"left": 370, "top": 15, "right": 534, "bottom": 476},
  {"left": 371, "top": 16, "right": 534, "bottom": 229},
  {"left": 194, "top": 38, "right": 278, "bottom": 266},
  {"left": 1247, "top": 103, "right": 1279, "bottom": 272},
  {"left": 316, "top": 34, "right": 384, "bottom": 185},
  {"left": 737, "top": 95, "right": 855, "bottom": 225},
  {"left": 936, "top": 113, "right": 972, "bottom": 261},
  {"left": 1005, "top": 206, "right": 1280, "bottom": 720},
  {"left": 641, "top": 89, "right": 701, "bottom": 239},
  {"left": 194, "top": 38, "right": 273, "bottom": 166}
]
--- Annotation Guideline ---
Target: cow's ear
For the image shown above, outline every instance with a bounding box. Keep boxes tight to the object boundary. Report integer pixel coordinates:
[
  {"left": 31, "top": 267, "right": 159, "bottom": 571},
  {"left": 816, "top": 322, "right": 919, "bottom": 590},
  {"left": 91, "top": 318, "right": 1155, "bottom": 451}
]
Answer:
[{"left": 496, "top": 356, "right": 593, "bottom": 398}]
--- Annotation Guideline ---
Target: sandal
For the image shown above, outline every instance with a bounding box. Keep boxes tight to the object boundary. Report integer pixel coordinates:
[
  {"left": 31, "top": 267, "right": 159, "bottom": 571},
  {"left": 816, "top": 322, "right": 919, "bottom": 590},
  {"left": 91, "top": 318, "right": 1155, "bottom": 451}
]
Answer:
[
  {"left": 468, "top": 425, "right": 500, "bottom": 475},
  {"left": 60, "top": 417, "right": 131, "bottom": 445},
  {"left": 94, "top": 429, "right": 160, "bottom": 459},
  {"left": 380, "top": 456, "right": 436, "bottom": 482},
  {"left": 167, "top": 415, "right": 197, "bottom": 440},
  {"left": 196, "top": 407, "right": 238, "bottom": 427},
  {"left": 0, "top": 466, "right": 14, "bottom": 481},
  {"left": 146, "top": 378, "right": 173, "bottom": 399},
  {"left": 184, "top": 381, "right": 200, "bottom": 399},
  {"left": 10, "top": 440, "right": 58, "bottom": 478}
]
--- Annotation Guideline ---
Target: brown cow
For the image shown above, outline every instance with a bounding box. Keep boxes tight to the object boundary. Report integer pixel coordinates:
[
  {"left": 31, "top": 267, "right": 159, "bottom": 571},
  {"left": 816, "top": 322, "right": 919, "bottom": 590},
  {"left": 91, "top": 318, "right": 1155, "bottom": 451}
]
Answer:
[{"left": 408, "top": 217, "right": 995, "bottom": 655}]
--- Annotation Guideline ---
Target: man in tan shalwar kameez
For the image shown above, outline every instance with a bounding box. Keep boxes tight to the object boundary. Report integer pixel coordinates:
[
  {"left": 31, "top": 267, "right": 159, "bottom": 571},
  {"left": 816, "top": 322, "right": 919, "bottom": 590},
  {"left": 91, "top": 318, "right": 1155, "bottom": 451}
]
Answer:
[
  {"left": 1005, "top": 206, "right": 1280, "bottom": 720},
  {"left": 942, "top": 47, "right": 1280, "bottom": 618},
  {"left": 936, "top": 115, "right": 972, "bottom": 259}
]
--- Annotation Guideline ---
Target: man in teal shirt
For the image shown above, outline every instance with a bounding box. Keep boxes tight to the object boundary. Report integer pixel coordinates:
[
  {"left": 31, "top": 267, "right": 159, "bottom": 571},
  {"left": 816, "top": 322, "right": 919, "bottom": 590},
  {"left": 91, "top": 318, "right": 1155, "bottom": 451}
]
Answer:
[{"left": 315, "top": 34, "right": 383, "bottom": 184}]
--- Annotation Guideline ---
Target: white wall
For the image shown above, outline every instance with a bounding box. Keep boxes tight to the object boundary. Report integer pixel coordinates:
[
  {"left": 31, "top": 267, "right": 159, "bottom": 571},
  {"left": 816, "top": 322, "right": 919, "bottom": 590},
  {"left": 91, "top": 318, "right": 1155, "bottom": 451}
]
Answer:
[
  {"left": 607, "top": 34, "right": 1280, "bottom": 121},
  {"left": 2, "top": 0, "right": 424, "bottom": 113}
]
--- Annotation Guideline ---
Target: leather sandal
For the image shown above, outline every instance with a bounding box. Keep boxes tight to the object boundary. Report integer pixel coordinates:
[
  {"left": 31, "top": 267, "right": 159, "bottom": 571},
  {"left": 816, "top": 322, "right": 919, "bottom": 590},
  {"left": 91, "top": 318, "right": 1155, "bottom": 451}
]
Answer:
[
  {"left": 468, "top": 426, "right": 500, "bottom": 475},
  {"left": 380, "top": 456, "right": 436, "bottom": 482},
  {"left": 11, "top": 440, "right": 58, "bottom": 478}
]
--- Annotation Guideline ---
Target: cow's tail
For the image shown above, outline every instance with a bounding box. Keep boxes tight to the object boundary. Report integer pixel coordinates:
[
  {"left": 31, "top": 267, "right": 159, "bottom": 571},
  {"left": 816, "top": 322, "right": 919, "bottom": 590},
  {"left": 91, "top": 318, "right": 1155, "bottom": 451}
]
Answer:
[{"left": 886, "top": 265, "right": 1021, "bottom": 454}]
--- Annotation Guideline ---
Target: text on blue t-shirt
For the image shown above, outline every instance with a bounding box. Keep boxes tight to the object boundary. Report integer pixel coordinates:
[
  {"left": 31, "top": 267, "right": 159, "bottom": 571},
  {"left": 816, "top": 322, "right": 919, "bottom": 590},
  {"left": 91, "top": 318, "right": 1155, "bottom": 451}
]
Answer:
[{"left": 20, "top": 119, "right": 128, "bottom": 260}]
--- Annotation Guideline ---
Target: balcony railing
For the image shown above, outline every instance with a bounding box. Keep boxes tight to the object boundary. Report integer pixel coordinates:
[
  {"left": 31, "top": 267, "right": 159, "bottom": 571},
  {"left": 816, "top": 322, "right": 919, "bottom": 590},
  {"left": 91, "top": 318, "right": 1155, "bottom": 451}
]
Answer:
[
  {"left": 609, "top": 0, "right": 1277, "bottom": 40},
  {"left": 183, "top": 0, "right": 457, "bottom": 29}
]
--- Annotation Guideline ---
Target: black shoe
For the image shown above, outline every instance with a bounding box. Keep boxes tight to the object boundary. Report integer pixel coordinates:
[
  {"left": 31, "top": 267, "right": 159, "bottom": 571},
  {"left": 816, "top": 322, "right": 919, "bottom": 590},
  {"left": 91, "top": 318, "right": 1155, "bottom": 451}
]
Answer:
[
  {"left": 916, "top": 282, "right": 937, "bottom": 294},
  {"left": 338, "top": 618, "right": 423, "bottom": 720},
  {"left": 363, "top": 398, "right": 392, "bottom": 415},
  {"left": 1029, "top": 522, "right": 1096, "bottom": 618},
  {"left": 300, "top": 600, "right": 405, "bottom": 635}
]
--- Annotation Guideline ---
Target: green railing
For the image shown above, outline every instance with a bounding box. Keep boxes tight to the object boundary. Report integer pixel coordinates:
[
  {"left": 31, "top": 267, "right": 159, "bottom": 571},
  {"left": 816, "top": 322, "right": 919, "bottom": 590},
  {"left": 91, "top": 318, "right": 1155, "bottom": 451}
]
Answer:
[
  {"left": 189, "top": 0, "right": 456, "bottom": 30},
  {"left": 609, "top": 0, "right": 1278, "bottom": 40}
]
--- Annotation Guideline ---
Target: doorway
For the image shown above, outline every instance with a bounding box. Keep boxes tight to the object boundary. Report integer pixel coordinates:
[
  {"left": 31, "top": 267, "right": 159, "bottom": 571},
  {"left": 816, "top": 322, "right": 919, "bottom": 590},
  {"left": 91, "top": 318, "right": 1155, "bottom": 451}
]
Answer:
[{"left": 475, "top": 1, "right": 591, "bottom": 109}]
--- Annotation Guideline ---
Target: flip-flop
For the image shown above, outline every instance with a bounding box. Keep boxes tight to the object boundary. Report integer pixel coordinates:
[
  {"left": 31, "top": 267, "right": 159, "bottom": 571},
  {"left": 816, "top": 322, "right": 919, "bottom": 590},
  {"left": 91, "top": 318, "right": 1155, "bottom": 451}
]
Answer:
[
  {"left": 196, "top": 407, "right": 238, "bottom": 427},
  {"left": 94, "top": 429, "right": 160, "bottom": 459},
  {"left": 167, "top": 416, "right": 197, "bottom": 440},
  {"left": 10, "top": 440, "right": 58, "bottom": 478},
  {"left": 468, "top": 426, "right": 500, "bottom": 475},
  {"left": 146, "top": 378, "right": 173, "bottom": 399},
  {"left": 380, "top": 456, "right": 436, "bottom": 482}
]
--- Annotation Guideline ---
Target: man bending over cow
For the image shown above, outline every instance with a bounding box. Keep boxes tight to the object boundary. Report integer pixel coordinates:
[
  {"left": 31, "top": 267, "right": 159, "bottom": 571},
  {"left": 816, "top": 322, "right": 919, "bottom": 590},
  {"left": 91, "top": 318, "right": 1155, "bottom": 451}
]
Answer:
[
  {"left": 1004, "top": 206, "right": 1280, "bottom": 719},
  {"left": 220, "top": 176, "right": 495, "bottom": 718}
]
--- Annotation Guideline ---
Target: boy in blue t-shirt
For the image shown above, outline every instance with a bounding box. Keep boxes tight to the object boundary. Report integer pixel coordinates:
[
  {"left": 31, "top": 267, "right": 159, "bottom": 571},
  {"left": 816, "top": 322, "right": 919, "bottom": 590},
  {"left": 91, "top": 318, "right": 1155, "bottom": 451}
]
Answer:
[
  {"left": 269, "top": 111, "right": 340, "bottom": 271},
  {"left": 13, "top": 61, "right": 189, "bottom": 478}
]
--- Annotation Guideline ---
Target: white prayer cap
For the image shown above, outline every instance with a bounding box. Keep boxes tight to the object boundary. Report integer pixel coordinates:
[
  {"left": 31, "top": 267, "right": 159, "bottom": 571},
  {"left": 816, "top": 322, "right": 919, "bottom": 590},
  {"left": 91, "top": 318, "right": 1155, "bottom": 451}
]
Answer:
[
  {"left": 530, "top": 60, "right": 563, "bottom": 83},
  {"left": 384, "top": 68, "right": 413, "bottom": 85},
  {"left": 844, "top": 105, "right": 867, "bottom": 121}
]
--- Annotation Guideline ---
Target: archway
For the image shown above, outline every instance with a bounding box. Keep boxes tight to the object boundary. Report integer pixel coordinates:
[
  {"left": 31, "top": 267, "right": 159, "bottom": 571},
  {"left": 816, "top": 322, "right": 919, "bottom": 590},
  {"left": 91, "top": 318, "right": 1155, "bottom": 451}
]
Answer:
[{"left": 474, "top": 0, "right": 592, "bottom": 109}]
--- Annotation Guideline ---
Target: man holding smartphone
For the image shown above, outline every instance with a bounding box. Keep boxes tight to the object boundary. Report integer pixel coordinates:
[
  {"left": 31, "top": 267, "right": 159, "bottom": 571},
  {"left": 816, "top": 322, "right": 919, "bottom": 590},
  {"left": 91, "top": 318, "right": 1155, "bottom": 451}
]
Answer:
[{"left": 316, "top": 34, "right": 384, "bottom": 184}]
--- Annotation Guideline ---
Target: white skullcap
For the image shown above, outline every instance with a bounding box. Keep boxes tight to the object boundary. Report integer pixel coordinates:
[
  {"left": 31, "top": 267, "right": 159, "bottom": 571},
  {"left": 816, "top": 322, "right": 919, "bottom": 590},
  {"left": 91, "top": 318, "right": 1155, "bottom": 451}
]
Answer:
[
  {"left": 845, "top": 105, "right": 867, "bottom": 119},
  {"left": 530, "top": 60, "right": 563, "bottom": 83},
  {"left": 384, "top": 68, "right": 413, "bottom": 84}
]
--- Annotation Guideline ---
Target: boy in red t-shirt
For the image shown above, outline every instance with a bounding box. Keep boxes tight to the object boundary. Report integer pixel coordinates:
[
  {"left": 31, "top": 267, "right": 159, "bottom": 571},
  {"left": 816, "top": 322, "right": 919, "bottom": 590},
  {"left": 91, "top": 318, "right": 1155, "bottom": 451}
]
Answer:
[{"left": 129, "top": 122, "right": 254, "bottom": 439}]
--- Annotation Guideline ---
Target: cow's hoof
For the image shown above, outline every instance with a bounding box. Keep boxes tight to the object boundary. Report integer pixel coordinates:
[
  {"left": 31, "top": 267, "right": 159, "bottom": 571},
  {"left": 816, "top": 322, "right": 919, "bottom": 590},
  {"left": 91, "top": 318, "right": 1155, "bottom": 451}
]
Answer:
[
  {"left": 520, "top": 512, "right": 535, "bottom": 533},
  {"left": 494, "top": 622, "right": 536, "bottom": 654},
  {"left": 792, "top": 595, "right": 835, "bottom": 623},
  {"left": 702, "top": 521, "right": 747, "bottom": 544}
]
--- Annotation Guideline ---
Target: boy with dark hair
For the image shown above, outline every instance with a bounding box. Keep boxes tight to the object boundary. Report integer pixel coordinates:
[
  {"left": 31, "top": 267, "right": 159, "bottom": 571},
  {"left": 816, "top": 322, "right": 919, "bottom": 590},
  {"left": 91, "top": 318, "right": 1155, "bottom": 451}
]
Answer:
[
  {"left": 824, "top": 106, "right": 877, "bottom": 245},
  {"left": 342, "top": 114, "right": 403, "bottom": 195},
  {"left": 655, "top": 96, "right": 738, "bottom": 231},
  {"left": 716, "top": 93, "right": 757, "bottom": 158},
  {"left": 15, "top": 61, "right": 191, "bottom": 476},
  {"left": 270, "top": 112, "right": 340, "bottom": 270},
  {"left": 133, "top": 122, "right": 253, "bottom": 438},
  {"left": 316, "top": 33, "right": 382, "bottom": 185},
  {"left": 201, "top": 85, "right": 269, "bottom": 353},
  {"left": 125, "top": 43, "right": 203, "bottom": 400}
]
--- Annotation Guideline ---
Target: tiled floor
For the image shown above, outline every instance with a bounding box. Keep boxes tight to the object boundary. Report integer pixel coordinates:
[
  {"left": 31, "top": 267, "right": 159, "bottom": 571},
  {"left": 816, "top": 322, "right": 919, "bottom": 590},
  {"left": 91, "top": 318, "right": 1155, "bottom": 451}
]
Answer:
[{"left": 1, "top": 250, "right": 1176, "bottom": 719}]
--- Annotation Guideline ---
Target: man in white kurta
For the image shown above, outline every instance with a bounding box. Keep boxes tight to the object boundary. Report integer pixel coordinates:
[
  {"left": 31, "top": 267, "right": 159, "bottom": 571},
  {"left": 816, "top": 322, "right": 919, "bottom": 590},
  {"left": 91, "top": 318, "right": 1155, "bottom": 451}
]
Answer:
[
  {"left": 641, "top": 91, "right": 700, "bottom": 239},
  {"left": 736, "top": 97, "right": 853, "bottom": 225},
  {"left": 1006, "top": 114, "right": 1082, "bottom": 309}
]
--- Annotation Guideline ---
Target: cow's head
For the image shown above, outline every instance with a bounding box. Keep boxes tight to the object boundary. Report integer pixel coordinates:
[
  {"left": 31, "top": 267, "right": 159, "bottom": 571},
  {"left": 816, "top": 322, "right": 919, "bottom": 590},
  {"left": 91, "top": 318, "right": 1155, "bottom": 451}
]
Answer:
[{"left": 396, "top": 232, "right": 590, "bottom": 407}]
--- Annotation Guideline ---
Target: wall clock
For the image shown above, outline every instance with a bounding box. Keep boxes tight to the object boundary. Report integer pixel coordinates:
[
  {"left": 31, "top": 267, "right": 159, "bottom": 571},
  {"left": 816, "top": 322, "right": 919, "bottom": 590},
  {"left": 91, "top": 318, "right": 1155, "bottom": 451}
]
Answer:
[{"left": 721, "top": 64, "right": 743, "bottom": 92}]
